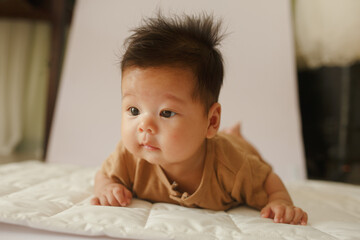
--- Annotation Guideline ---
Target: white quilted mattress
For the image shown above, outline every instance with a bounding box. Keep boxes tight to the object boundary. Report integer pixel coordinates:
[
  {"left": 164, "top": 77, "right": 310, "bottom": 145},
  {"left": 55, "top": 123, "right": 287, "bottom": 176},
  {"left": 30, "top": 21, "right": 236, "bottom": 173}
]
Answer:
[{"left": 0, "top": 160, "right": 359, "bottom": 240}]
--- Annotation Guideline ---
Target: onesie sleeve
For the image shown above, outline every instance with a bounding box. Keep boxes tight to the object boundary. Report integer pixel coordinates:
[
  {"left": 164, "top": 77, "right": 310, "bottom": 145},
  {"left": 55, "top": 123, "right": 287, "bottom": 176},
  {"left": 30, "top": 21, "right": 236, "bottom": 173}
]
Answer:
[
  {"left": 231, "top": 154, "right": 272, "bottom": 210},
  {"left": 100, "top": 141, "right": 135, "bottom": 190}
]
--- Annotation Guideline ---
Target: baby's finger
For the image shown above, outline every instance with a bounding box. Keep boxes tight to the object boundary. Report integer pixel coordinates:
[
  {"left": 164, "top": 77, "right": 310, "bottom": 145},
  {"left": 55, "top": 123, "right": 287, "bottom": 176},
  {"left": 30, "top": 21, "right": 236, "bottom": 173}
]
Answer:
[
  {"left": 121, "top": 189, "right": 130, "bottom": 206},
  {"left": 104, "top": 190, "right": 122, "bottom": 206},
  {"left": 272, "top": 206, "right": 285, "bottom": 223},
  {"left": 291, "top": 207, "right": 303, "bottom": 225},
  {"left": 104, "top": 189, "right": 122, "bottom": 206},
  {"left": 90, "top": 197, "right": 100, "bottom": 205},
  {"left": 119, "top": 187, "right": 133, "bottom": 206},
  {"left": 113, "top": 187, "right": 126, "bottom": 206},
  {"left": 261, "top": 206, "right": 271, "bottom": 218},
  {"left": 99, "top": 195, "right": 110, "bottom": 206},
  {"left": 124, "top": 188, "right": 133, "bottom": 205},
  {"left": 301, "top": 212, "right": 308, "bottom": 225},
  {"left": 283, "top": 206, "right": 295, "bottom": 223}
]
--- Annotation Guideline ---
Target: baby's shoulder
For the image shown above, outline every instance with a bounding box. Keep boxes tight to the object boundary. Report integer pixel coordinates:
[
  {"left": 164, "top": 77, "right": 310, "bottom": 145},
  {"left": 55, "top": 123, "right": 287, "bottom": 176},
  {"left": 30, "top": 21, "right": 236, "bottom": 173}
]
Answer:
[
  {"left": 210, "top": 134, "right": 271, "bottom": 191},
  {"left": 211, "top": 133, "right": 263, "bottom": 174}
]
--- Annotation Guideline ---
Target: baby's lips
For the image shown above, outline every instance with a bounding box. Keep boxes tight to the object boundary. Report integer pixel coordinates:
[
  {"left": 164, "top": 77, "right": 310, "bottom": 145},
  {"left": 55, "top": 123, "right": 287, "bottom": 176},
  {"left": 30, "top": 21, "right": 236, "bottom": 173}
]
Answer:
[{"left": 141, "top": 143, "right": 160, "bottom": 150}]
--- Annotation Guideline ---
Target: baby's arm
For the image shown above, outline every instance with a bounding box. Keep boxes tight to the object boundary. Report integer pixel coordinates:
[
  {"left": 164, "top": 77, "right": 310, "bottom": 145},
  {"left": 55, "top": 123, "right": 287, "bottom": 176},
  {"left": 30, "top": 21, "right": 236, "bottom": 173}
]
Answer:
[
  {"left": 261, "top": 172, "right": 308, "bottom": 225},
  {"left": 90, "top": 170, "right": 132, "bottom": 207}
]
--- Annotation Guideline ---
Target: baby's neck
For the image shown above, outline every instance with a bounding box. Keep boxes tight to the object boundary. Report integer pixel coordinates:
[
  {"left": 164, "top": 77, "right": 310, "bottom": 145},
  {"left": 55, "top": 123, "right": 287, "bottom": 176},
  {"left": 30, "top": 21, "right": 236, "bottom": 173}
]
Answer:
[{"left": 161, "top": 141, "right": 207, "bottom": 194}]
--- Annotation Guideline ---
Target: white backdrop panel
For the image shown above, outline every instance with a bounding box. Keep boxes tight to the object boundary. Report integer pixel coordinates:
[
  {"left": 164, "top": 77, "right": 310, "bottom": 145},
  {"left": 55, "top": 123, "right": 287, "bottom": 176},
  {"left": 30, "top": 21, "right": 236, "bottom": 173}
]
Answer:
[{"left": 47, "top": 0, "right": 306, "bottom": 181}]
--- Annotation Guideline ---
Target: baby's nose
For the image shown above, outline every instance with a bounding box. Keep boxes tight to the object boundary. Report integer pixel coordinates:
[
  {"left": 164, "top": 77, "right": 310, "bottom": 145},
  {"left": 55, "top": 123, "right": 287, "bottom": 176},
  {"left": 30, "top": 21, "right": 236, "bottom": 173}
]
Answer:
[{"left": 138, "top": 116, "right": 157, "bottom": 134}]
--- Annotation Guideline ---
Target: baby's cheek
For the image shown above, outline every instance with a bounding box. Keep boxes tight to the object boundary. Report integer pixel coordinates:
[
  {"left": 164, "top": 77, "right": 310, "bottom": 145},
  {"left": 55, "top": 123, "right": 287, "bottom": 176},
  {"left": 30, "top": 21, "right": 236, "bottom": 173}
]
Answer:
[
  {"left": 167, "top": 133, "right": 196, "bottom": 153},
  {"left": 167, "top": 132, "right": 181, "bottom": 142},
  {"left": 170, "top": 133, "right": 191, "bottom": 149},
  {"left": 122, "top": 120, "right": 137, "bottom": 139},
  {"left": 162, "top": 133, "right": 186, "bottom": 151},
  {"left": 122, "top": 132, "right": 137, "bottom": 152}
]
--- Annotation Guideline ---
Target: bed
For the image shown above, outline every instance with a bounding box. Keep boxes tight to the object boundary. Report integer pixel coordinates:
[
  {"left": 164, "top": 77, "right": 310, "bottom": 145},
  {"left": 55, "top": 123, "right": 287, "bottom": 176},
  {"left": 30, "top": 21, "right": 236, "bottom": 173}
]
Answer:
[
  {"left": 1, "top": 0, "right": 359, "bottom": 239},
  {"left": 1, "top": 160, "right": 359, "bottom": 240}
]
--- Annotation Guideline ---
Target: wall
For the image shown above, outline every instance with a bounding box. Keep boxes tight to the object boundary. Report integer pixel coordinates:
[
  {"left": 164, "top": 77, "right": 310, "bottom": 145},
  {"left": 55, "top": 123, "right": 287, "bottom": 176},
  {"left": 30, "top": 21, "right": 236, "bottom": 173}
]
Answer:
[{"left": 47, "top": 0, "right": 306, "bottom": 181}]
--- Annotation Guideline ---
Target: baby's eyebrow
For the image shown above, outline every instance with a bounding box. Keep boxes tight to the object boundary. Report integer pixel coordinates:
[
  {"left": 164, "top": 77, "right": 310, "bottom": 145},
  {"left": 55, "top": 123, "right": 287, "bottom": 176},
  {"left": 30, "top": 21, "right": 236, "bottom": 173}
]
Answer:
[
  {"left": 121, "top": 92, "right": 134, "bottom": 100},
  {"left": 163, "top": 93, "right": 186, "bottom": 104}
]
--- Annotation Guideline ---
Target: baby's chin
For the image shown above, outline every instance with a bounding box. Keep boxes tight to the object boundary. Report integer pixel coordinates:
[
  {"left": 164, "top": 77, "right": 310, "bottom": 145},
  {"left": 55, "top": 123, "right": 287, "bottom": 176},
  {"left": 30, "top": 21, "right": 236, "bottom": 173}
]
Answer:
[
  {"left": 138, "top": 154, "right": 166, "bottom": 166},
  {"left": 131, "top": 148, "right": 163, "bottom": 164},
  {"left": 142, "top": 158, "right": 162, "bottom": 165}
]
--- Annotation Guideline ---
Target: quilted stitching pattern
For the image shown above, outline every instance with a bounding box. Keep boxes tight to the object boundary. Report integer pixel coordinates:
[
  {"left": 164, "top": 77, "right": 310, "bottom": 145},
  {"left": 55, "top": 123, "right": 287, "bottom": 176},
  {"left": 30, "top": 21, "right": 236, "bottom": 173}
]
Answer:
[{"left": 0, "top": 161, "right": 359, "bottom": 240}]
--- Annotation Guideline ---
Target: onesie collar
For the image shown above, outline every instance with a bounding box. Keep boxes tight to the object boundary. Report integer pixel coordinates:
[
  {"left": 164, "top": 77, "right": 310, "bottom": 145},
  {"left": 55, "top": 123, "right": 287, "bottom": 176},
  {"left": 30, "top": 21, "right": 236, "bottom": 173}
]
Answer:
[{"left": 155, "top": 138, "right": 215, "bottom": 206}]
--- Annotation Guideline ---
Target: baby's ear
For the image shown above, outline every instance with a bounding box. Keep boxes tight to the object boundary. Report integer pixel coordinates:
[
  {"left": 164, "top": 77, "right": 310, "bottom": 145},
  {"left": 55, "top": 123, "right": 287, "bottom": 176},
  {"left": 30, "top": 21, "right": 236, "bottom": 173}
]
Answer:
[{"left": 206, "top": 103, "right": 221, "bottom": 139}]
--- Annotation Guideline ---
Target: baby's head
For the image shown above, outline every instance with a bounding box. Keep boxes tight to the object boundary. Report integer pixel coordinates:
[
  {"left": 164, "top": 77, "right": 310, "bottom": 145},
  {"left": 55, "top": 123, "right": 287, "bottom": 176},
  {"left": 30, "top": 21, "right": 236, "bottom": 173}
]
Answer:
[
  {"left": 120, "top": 13, "right": 225, "bottom": 166},
  {"left": 121, "top": 13, "right": 224, "bottom": 113}
]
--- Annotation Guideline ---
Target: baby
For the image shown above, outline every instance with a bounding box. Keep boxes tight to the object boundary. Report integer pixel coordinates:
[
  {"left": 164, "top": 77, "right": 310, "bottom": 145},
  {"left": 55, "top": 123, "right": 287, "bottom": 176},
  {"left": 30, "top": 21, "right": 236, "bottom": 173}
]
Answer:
[{"left": 91, "top": 13, "right": 308, "bottom": 225}]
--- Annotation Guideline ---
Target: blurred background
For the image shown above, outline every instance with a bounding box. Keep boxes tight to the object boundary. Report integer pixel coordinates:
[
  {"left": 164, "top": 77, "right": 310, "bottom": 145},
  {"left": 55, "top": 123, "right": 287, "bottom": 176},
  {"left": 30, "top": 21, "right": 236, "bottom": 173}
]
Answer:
[
  {"left": 0, "top": 0, "right": 74, "bottom": 162},
  {"left": 0, "top": 0, "right": 359, "bottom": 184},
  {"left": 293, "top": 0, "right": 360, "bottom": 184}
]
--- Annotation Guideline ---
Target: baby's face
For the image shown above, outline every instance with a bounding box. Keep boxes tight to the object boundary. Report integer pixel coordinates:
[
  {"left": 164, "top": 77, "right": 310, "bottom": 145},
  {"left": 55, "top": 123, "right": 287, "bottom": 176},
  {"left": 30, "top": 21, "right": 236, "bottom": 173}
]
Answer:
[{"left": 121, "top": 66, "right": 209, "bottom": 167}]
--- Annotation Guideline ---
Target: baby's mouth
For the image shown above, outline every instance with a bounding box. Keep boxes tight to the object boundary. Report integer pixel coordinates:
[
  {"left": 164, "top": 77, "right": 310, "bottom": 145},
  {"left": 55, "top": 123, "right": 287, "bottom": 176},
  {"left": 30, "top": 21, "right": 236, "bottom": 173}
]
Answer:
[{"left": 140, "top": 143, "right": 160, "bottom": 151}]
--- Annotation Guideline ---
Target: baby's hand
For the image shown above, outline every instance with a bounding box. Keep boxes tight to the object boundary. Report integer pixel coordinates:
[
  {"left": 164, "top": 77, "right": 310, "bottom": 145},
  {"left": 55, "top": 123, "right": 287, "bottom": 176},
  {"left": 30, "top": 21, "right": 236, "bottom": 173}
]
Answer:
[
  {"left": 260, "top": 200, "right": 308, "bottom": 225},
  {"left": 91, "top": 183, "right": 132, "bottom": 207}
]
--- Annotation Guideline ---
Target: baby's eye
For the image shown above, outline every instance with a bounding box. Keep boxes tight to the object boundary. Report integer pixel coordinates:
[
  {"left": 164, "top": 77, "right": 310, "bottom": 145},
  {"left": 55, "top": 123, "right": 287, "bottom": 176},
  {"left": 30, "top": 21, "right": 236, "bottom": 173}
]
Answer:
[
  {"left": 129, "top": 107, "right": 140, "bottom": 116},
  {"left": 160, "top": 110, "right": 176, "bottom": 118}
]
